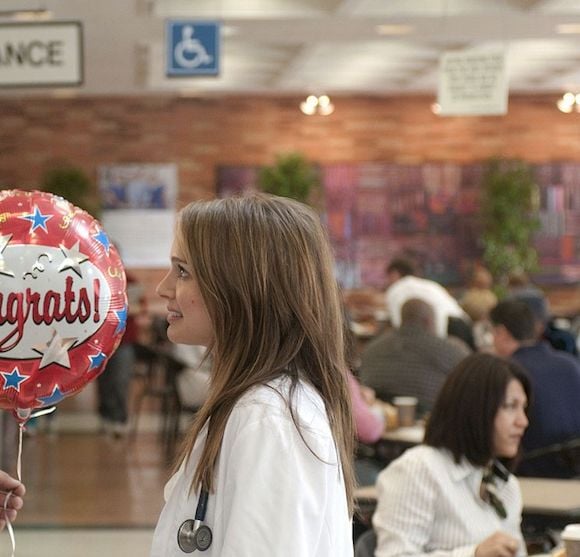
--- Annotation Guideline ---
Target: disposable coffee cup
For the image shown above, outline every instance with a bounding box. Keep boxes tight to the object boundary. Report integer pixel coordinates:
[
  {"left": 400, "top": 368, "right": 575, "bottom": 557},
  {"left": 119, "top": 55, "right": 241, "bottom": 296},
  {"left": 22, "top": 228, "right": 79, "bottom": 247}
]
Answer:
[
  {"left": 562, "top": 524, "right": 580, "bottom": 557},
  {"left": 392, "top": 396, "right": 418, "bottom": 428}
]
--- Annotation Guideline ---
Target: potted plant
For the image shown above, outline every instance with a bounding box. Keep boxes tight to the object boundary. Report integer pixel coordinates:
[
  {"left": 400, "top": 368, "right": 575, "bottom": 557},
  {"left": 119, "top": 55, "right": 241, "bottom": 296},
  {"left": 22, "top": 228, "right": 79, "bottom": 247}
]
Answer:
[
  {"left": 258, "top": 152, "right": 320, "bottom": 204},
  {"left": 480, "top": 158, "right": 540, "bottom": 290},
  {"left": 40, "top": 163, "right": 101, "bottom": 218}
]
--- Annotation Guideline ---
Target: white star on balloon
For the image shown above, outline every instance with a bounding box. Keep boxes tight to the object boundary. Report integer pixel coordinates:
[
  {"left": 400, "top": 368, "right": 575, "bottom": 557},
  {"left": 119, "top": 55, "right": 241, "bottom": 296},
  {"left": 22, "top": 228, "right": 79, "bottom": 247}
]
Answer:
[
  {"left": 57, "top": 241, "right": 89, "bottom": 278},
  {"left": 33, "top": 330, "right": 77, "bottom": 369},
  {"left": 0, "top": 233, "right": 14, "bottom": 278}
]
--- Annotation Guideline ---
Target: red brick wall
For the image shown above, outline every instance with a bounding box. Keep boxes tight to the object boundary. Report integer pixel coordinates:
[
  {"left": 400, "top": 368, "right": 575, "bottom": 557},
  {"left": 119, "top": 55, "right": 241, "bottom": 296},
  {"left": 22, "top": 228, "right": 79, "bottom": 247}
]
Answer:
[
  {"left": 2, "top": 93, "right": 579, "bottom": 313},
  {"left": 3, "top": 94, "right": 580, "bottom": 198}
]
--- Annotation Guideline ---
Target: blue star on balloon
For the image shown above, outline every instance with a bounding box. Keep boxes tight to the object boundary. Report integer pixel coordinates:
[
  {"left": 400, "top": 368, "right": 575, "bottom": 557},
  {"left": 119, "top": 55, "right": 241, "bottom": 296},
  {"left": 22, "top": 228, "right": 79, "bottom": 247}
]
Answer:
[
  {"left": 89, "top": 351, "right": 107, "bottom": 370},
  {"left": 38, "top": 385, "right": 65, "bottom": 407},
  {"left": 1, "top": 367, "right": 28, "bottom": 391},
  {"left": 20, "top": 206, "right": 52, "bottom": 233},
  {"left": 93, "top": 230, "right": 111, "bottom": 254},
  {"left": 115, "top": 307, "right": 127, "bottom": 334}
]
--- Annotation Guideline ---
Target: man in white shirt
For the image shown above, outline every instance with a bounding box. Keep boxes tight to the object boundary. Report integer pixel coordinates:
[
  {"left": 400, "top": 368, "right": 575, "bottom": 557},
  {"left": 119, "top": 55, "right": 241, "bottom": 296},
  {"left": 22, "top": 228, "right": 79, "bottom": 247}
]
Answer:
[{"left": 384, "top": 257, "right": 469, "bottom": 339}]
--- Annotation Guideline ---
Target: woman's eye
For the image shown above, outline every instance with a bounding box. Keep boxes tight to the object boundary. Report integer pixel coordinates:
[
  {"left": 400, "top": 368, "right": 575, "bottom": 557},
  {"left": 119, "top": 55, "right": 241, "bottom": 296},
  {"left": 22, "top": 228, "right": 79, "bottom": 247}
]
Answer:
[
  {"left": 176, "top": 265, "right": 189, "bottom": 278},
  {"left": 502, "top": 401, "right": 526, "bottom": 411}
]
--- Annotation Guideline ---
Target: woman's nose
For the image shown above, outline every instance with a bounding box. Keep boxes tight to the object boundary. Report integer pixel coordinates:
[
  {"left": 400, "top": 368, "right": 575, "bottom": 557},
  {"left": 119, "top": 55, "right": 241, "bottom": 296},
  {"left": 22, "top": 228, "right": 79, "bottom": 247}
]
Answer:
[{"left": 156, "top": 272, "right": 172, "bottom": 298}]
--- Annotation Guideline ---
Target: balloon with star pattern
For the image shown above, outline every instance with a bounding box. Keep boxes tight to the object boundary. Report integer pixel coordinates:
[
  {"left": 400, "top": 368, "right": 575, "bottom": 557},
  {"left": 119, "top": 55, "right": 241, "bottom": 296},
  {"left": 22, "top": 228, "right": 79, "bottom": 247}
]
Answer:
[{"left": 0, "top": 189, "right": 127, "bottom": 421}]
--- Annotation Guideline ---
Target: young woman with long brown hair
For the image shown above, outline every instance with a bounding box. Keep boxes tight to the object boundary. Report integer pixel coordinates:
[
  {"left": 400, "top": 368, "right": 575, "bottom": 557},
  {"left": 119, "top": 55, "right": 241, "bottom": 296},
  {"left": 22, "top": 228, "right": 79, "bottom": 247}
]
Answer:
[{"left": 150, "top": 194, "right": 355, "bottom": 556}]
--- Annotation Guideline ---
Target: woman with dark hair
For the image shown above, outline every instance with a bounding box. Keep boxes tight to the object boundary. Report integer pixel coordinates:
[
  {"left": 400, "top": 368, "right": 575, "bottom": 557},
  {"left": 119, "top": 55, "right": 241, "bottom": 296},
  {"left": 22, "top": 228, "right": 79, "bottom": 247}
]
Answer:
[{"left": 373, "top": 353, "right": 531, "bottom": 557}]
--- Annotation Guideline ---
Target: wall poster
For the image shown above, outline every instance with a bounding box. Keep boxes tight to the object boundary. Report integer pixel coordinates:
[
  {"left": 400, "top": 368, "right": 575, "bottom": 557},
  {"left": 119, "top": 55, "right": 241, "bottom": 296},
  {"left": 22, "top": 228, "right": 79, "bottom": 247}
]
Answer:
[{"left": 98, "top": 163, "right": 178, "bottom": 268}]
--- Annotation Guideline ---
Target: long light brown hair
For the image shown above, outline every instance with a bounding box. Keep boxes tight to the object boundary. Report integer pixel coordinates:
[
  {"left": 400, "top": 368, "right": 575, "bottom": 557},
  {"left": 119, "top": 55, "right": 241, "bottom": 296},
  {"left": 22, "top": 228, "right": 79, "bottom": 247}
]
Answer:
[{"left": 173, "top": 193, "right": 355, "bottom": 514}]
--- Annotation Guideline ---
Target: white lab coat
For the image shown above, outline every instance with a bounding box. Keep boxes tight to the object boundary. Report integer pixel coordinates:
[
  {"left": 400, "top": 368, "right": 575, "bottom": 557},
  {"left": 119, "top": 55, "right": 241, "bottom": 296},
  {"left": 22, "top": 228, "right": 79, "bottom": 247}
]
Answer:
[{"left": 150, "top": 377, "right": 353, "bottom": 557}]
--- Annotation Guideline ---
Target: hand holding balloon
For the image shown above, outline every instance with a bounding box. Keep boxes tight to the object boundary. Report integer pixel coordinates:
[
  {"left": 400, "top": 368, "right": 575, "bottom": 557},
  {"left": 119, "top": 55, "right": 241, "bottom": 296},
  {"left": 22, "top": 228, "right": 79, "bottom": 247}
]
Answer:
[{"left": 0, "top": 471, "right": 24, "bottom": 531}]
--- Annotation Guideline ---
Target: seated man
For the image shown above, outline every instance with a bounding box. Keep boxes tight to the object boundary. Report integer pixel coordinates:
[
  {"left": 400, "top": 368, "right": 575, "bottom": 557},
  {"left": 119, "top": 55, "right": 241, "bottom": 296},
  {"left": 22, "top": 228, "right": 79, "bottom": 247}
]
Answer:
[
  {"left": 358, "top": 298, "right": 470, "bottom": 415},
  {"left": 507, "top": 271, "right": 577, "bottom": 355},
  {"left": 490, "top": 299, "right": 580, "bottom": 478},
  {"left": 385, "top": 257, "right": 469, "bottom": 339}
]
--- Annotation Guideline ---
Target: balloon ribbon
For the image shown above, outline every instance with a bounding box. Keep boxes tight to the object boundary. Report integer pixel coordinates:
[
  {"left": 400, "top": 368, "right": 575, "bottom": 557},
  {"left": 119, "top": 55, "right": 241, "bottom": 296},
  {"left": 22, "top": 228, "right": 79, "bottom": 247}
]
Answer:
[{"left": 3, "top": 406, "right": 56, "bottom": 556}]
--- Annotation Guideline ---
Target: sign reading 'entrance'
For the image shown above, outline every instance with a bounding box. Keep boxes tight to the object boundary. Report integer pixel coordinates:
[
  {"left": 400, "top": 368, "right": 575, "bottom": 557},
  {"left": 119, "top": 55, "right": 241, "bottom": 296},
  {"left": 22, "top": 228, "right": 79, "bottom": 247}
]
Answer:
[{"left": 0, "top": 22, "right": 83, "bottom": 87}]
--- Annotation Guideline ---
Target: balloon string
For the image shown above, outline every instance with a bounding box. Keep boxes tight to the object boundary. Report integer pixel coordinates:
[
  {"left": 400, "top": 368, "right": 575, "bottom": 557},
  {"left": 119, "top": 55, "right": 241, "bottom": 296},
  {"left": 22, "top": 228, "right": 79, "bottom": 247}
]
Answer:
[
  {"left": 4, "top": 423, "right": 23, "bottom": 557},
  {"left": 3, "top": 407, "right": 55, "bottom": 557},
  {"left": 16, "top": 423, "right": 23, "bottom": 483}
]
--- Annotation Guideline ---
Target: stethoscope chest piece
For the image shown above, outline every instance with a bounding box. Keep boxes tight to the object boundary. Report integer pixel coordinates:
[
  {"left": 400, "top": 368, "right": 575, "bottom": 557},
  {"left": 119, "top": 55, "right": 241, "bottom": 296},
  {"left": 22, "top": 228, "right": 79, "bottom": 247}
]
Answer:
[{"left": 178, "top": 519, "right": 213, "bottom": 553}]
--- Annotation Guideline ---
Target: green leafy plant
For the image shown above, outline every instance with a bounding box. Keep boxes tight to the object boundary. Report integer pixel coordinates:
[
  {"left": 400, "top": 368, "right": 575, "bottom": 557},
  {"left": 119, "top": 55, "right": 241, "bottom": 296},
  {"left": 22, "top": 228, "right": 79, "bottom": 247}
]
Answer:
[
  {"left": 258, "top": 152, "right": 320, "bottom": 204},
  {"left": 40, "top": 163, "right": 101, "bottom": 218},
  {"left": 480, "top": 159, "right": 540, "bottom": 289}
]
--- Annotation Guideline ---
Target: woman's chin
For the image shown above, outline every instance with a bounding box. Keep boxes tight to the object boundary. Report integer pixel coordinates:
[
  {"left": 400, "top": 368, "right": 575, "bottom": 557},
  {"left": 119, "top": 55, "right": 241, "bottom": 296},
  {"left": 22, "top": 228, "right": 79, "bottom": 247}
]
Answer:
[
  {"left": 166, "top": 325, "right": 183, "bottom": 344},
  {"left": 495, "top": 446, "right": 519, "bottom": 459}
]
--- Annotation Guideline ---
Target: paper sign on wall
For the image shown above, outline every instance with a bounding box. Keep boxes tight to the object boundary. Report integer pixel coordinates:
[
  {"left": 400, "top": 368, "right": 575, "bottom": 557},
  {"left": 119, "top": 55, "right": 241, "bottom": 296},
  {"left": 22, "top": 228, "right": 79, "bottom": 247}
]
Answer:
[{"left": 437, "top": 47, "right": 508, "bottom": 116}]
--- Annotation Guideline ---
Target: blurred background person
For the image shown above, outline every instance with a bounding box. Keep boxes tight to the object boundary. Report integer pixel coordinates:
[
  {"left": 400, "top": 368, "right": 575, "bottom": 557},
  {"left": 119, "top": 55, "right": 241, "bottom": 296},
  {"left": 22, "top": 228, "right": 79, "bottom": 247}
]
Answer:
[
  {"left": 384, "top": 257, "right": 470, "bottom": 340},
  {"left": 98, "top": 270, "right": 146, "bottom": 438},
  {"left": 171, "top": 344, "right": 211, "bottom": 410},
  {"left": 507, "top": 273, "right": 578, "bottom": 356},
  {"left": 490, "top": 299, "right": 580, "bottom": 478},
  {"left": 359, "top": 298, "right": 470, "bottom": 416},
  {"left": 461, "top": 265, "right": 498, "bottom": 352},
  {"left": 461, "top": 265, "right": 498, "bottom": 323}
]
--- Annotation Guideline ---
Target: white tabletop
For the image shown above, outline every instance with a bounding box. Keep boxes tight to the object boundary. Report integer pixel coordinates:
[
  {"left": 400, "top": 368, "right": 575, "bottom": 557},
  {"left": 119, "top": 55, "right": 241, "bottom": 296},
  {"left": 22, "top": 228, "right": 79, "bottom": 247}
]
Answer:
[
  {"left": 381, "top": 424, "right": 425, "bottom": 444},
  {"left": 355, "top": 477, "right": 580, "bottom": 517},
  {"left": 518, "top": 477, "right": 580, "bottom": 515}
]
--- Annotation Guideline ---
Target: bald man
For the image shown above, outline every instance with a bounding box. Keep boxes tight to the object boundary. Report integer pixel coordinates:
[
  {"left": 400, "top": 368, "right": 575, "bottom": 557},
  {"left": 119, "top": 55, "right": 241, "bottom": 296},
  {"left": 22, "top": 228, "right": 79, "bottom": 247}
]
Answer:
[{"left": 359, "top": 298, "right": 470, "bottom": 414}]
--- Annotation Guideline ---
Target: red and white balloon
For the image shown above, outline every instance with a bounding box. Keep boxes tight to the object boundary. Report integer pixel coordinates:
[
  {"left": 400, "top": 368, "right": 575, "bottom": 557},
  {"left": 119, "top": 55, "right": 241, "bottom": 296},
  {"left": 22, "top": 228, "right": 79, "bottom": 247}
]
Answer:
[{"left": 0, "top": 189, "right": 127, "bottom": 421}]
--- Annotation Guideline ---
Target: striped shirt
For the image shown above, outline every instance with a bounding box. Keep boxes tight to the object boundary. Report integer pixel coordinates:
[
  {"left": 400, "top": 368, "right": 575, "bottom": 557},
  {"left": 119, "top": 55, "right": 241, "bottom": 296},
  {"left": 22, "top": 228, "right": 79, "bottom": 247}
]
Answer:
[{"left": 373, "top": 445, "right": 527, "bottom": 557}]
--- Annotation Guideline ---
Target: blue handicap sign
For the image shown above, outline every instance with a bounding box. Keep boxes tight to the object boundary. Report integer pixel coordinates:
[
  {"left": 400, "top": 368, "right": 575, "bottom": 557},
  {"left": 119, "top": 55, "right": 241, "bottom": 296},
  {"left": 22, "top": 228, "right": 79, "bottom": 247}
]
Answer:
[{"left": 166, "top": 20, "right": 220, "bottom": 76}]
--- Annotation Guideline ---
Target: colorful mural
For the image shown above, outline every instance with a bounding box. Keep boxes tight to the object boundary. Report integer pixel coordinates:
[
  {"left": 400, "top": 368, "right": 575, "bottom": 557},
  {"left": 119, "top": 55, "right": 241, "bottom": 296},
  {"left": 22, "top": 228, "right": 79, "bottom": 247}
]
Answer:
[{"left": 217, "top": 163, "right": 580, "bottom": 289}]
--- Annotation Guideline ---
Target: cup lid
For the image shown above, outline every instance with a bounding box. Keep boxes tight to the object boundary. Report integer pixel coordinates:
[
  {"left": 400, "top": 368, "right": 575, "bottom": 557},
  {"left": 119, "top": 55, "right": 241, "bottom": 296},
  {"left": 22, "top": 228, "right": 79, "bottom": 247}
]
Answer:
[
  {"left": 562, "top": 524, "right": 580, "bottom": 540},
  {"left": 393, "top": 396, "right": 418, "bottom": 405}
]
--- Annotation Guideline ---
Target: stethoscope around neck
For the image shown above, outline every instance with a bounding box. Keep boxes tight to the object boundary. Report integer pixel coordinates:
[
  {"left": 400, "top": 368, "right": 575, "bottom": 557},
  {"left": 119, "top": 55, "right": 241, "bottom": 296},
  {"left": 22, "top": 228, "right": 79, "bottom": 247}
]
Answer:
[{"left": 177, "top": 489, "right": 213, "bottom": 552}]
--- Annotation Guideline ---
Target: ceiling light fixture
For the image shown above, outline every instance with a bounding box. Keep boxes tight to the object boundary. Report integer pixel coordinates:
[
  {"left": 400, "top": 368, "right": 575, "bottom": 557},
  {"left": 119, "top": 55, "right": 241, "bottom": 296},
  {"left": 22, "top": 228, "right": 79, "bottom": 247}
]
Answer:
[
  {"left": 52, "top": 88, "right": 79, "bottom": 99},
  {"left": 557, "top": 92, "right": 580, "bottom": 113},
  {"left": 0, "top": 8, "right": 52, "bottom": 21},
  {"left": 556, "top": 24, "right": 580, "bottom": 34},
  {"left": 300, "top": 94, "right": 335, "bottom": 116},
  {"left": 375, "top": 24, "right": 414, "bottom": 36}
]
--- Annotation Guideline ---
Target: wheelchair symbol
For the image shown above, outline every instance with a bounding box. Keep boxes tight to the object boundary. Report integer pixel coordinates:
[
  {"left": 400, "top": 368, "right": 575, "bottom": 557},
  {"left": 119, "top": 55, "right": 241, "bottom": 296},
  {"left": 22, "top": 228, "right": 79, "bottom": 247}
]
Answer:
[{"left": 174, "top": 25, "right": 213, "bottom": 69}]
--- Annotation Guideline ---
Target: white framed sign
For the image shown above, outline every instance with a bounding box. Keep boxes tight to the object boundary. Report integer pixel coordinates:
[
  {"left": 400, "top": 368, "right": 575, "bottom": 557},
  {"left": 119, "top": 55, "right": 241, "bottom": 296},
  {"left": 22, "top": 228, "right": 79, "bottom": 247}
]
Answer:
[
  {"left": 437, "top": 47, "right": 508, "bottom": 116},
  {"left": 0, "top": 21, "right": 83, "bottom": 87}
]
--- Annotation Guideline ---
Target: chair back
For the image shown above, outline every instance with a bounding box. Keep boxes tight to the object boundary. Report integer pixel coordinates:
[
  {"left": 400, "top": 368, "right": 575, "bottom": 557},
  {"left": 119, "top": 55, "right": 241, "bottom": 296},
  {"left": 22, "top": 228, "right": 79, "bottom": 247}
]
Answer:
[
  {"left": 354, "top": 529, "right": 377, "bottom": 557},
  {"left": 519, "top": 437, "right": 580, "bottom": 478}
]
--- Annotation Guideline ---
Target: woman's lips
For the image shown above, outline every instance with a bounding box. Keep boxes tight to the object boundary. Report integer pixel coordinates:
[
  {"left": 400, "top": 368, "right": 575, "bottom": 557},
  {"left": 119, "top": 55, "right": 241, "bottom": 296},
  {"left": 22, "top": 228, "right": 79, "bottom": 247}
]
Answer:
[{"left": 167, "top": 310, "right": 182, "bottom": 323}]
